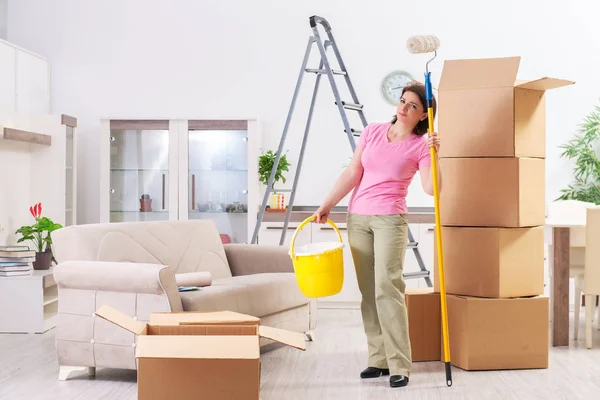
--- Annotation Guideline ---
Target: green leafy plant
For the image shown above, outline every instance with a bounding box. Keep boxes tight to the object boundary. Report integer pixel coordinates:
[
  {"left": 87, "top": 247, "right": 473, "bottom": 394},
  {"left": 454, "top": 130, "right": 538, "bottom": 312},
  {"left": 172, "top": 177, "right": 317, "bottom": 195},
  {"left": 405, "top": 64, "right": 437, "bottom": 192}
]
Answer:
[
  {"left": 15, "top": 202, "right": 63, "bottom": 253},
  {"left": 258, "top": 150, "right": 291, "bottom": 189},
  {"left": 557, "top": 103, "right": 600, "bottom": 204}
]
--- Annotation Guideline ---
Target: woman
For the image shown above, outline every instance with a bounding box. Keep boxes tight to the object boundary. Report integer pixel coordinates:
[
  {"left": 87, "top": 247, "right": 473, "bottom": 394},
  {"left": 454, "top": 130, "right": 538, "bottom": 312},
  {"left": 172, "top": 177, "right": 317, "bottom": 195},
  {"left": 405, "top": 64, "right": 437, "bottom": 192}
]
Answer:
[{"left": 313, "top": 82, "right": 441, "bottom": 388}]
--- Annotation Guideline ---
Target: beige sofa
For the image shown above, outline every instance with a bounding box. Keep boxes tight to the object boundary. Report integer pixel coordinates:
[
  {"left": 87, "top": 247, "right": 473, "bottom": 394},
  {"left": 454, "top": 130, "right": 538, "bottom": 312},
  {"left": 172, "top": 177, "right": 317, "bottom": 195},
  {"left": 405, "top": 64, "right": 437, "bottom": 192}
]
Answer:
[{"left": 51, "top": 219, "right": 317, "bottom": 381}]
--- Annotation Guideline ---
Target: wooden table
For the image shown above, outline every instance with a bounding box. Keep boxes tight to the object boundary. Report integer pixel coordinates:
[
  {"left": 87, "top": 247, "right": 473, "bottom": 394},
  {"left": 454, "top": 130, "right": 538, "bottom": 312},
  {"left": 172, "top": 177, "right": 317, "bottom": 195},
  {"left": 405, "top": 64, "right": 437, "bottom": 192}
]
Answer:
[{"left": 546, "top": 219, "right": 585, "bottom": 346}]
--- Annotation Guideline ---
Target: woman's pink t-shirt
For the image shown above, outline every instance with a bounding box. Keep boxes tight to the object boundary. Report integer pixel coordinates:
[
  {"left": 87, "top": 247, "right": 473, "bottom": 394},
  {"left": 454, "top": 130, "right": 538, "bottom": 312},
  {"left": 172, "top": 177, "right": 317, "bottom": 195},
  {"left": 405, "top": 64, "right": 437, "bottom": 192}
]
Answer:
[{"left": 348, "top": 122, "right": 431, "bottom": 215}]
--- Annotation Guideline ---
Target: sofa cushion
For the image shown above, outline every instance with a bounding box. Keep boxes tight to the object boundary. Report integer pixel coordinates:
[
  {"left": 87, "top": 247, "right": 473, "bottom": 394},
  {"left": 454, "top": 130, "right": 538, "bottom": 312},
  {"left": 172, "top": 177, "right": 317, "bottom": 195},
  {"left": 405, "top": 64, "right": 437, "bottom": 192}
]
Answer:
[
  {"left": 52, "top": 220, "right": 232, "bottom": 279},
  {"left": 179, "top": 273, "right": 309, "bottom": 317}
]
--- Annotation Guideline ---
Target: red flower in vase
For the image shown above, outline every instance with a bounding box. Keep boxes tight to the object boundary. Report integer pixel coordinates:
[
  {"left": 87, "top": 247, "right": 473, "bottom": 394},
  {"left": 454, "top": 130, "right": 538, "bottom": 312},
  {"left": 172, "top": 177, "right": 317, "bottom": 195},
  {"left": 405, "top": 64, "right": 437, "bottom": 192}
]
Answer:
[{"left": 30, "top": 202, "right": 42, "bottom": 218}]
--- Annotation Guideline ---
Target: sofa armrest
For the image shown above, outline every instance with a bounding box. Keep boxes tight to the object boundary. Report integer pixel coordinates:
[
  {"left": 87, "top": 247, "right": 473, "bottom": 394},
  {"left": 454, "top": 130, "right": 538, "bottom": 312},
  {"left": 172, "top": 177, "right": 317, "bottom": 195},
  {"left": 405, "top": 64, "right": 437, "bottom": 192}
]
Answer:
[
  {"left": 53, "top": 261, "right": 183, "bottom": 312},
  {"left": 223, "top": 244, "right": 294, "bottom": 276}
]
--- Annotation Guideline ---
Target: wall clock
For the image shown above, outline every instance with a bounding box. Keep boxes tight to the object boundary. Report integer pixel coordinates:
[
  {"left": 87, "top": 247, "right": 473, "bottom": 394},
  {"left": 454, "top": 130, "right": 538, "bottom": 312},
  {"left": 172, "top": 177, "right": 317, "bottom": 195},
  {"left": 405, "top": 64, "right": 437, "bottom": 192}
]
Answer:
[{"left": 381, "top": 70, "right": 416, "bottom": 105}]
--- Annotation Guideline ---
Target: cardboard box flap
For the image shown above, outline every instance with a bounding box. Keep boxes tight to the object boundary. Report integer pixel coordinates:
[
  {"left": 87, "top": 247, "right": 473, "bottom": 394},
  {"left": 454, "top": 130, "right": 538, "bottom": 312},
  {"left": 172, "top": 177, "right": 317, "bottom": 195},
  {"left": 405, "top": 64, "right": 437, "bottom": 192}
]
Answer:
[
  {"left": 95, "top": 305, "right": 148, "bottom": 335},
  {"left": 258, "top": 325, "right": 307, "bottom": 351},
  {"left": 438, "top": 56, "right": 520, "bottom": 90},
  {"left": 151, "top": 310, "right": 260, "bottom": 326},
  {"left": 515, "top": 77, "right": 575, "bottom": 91},
  {"left": 136, "top": 335, "right": 260, "bottom": 359}
]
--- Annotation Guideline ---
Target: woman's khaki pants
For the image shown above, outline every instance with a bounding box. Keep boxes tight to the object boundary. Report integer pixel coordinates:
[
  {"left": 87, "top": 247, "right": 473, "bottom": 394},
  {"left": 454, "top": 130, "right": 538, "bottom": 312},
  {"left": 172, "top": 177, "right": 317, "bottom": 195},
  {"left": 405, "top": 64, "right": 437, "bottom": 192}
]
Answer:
[{"left": 347, "top": 213, "right": 411, "bottom": 377}]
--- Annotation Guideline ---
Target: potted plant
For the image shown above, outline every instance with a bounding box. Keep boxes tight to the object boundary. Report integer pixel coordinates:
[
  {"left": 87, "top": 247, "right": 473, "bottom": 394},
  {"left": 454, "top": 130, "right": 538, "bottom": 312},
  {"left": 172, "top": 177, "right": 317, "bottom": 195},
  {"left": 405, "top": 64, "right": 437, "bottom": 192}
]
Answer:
[
  {"left": 15, "top": 202, "right": 63, "bottom": 270},
  {"left": 258, "top": 150, "right": 291, "bottom": 210},
  {"left": 557, "top": 102, "right": 600, "bottom": 204}
]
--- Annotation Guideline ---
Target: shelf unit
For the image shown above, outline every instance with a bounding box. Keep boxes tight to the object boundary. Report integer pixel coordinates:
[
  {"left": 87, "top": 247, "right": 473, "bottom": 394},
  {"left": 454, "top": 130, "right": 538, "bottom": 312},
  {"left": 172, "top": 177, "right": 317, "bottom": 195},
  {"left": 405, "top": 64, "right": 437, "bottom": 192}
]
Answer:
[
  {"left": 62, "top": 114, "right": 77, "bottom": 226},
  {"left": 99, "top": 119, "right": 261, "bottom": 243},
  {"left": 0, "top": 112, "right": 70, "bottom": 246},
  {"left": 0, "top": 269, "right": 58, "bottom": 333}
]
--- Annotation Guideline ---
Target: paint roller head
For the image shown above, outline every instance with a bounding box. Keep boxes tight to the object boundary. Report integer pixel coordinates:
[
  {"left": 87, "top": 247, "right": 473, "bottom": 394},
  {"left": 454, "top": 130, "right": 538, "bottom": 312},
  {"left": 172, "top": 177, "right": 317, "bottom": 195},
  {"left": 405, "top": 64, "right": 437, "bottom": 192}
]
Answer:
[{"left": 406, "top": 35, "right": 440, "bottom": 54}]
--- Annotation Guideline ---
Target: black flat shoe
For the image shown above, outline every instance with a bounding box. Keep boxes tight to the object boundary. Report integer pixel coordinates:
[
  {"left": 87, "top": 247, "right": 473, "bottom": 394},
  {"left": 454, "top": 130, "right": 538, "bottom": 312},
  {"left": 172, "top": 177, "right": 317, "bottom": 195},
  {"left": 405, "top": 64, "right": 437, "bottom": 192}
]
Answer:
[
  {"left": 390, "top": 375, "right": 409, "bottom": 387},
  {"left": 360, "top": 367, "right": 390, "bottom": 379}
]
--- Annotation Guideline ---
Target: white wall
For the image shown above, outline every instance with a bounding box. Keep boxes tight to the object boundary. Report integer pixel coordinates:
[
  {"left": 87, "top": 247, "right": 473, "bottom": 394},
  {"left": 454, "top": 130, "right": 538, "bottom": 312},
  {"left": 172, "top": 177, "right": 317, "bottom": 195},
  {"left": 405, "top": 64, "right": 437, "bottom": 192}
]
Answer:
[{"left": 7, "top": 0, "right": 600, "bottom": 224}]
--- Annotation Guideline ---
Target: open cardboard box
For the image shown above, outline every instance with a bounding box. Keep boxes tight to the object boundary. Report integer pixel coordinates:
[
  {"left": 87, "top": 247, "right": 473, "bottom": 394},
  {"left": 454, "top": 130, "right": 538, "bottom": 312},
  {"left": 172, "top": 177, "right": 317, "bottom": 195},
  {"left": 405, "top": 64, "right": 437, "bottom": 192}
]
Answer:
[
  {"left": 437, "top": 56, "right": 574, "bottom": 158},
  {"left": 95, "top": 305, "right": 306, "bottom": 400}
]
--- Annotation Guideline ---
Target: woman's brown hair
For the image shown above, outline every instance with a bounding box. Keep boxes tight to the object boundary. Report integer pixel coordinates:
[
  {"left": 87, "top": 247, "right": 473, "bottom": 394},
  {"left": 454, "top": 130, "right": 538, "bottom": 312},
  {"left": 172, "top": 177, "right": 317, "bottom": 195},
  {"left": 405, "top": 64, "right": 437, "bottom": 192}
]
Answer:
[{"left": 391, "top": 82, "right": 437, "bottom": 136}]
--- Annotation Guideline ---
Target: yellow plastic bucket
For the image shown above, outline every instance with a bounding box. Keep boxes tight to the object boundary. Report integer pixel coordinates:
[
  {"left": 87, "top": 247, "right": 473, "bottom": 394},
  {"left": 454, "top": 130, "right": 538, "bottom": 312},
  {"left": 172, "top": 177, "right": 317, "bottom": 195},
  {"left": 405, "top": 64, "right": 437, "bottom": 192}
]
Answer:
[{"left": 289, "top": 216, "right": 344, "bottom": 298}]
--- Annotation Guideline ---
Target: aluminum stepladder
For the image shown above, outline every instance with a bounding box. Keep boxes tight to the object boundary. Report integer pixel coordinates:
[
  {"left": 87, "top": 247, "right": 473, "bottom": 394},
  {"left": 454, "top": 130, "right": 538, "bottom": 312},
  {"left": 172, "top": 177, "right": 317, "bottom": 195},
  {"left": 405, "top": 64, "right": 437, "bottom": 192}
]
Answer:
[{"left": 250, "top": 15, "right": 432, "bottom": 287}]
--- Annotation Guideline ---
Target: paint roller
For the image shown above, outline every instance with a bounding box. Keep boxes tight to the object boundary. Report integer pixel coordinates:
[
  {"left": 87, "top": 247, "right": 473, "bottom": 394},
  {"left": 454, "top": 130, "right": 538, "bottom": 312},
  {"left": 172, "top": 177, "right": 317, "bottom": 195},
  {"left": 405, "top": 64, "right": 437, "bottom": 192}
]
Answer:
[
  {"left": 406, "top": 35, "right": 453, "bottom": 388},
  {"left": 406, "top": 35, "right": 440, "bottom": 55},
  {"left": 406, "top": 35, "right": 440, "bottom": 102}
]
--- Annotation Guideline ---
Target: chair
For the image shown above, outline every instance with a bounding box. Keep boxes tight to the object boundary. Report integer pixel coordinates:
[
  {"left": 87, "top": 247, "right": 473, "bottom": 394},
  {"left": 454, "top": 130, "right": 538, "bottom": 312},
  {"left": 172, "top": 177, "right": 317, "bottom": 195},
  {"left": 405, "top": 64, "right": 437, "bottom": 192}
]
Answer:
[
  {"left": 574, "top": 206, "right": 600, "bottom": 348},
  {"left": 546, "top": 200, "right": 599, "bottom": 341}
]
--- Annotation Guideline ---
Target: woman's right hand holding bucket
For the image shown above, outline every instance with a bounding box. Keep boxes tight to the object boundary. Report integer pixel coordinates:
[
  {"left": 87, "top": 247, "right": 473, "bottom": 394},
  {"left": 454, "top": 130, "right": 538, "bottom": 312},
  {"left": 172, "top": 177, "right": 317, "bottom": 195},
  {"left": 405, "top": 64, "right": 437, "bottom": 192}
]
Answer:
[{"left": 313, "top": 206, "right": 330, "bottom": 224}]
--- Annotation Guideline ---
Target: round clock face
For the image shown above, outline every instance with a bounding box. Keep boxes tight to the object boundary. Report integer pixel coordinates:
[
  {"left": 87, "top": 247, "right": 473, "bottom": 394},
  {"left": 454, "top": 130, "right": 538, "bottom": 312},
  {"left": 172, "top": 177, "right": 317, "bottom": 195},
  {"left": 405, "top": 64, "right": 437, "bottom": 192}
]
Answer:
[{"left": 381, "top": 71, "right": 416, "bottom": 105}]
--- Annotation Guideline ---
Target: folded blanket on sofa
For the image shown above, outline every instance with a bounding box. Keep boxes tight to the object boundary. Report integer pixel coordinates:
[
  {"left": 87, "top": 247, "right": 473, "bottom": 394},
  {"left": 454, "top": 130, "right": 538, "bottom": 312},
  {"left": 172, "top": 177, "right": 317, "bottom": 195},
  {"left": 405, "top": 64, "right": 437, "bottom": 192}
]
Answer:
[{"left": 175, "top": 271, "right": 212, "bottom": 287}]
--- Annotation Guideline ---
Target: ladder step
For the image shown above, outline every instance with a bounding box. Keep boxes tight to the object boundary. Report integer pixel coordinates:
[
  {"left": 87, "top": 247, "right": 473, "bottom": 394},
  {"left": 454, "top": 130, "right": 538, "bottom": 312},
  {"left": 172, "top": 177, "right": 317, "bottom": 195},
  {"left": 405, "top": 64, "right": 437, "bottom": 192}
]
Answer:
[
  {"left": 305, "top": 68, "right": 347, "bottom": 76},
  {"left": 345, "top": 128, "right": 362, "bottom": 137},
  {"left": 269, "top": 189, "right": 293, "bottom": 193},
  {"left": 407, "top": 241, "right": 418, "bottom": 249},
  {"left": 404, "top": 271, "right": 430, "bottom": 280},
  {"left": 335, "top": 101, "right": 363, "bottom": 111}
]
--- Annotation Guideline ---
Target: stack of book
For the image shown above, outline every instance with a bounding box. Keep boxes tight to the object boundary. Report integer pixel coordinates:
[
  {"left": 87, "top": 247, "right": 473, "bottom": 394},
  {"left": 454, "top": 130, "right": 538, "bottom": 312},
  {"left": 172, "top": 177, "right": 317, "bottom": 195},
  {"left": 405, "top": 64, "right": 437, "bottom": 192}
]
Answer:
[{"left": 0, "top": 246, "right": 35, "bottom": 276}]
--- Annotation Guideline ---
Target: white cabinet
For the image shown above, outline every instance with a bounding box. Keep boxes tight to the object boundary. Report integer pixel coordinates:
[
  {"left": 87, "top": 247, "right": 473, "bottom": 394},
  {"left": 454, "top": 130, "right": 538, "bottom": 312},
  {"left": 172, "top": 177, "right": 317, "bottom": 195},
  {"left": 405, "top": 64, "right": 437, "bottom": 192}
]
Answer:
[
  {"left": 258, "top": 219, "right": 435, "bottom": 309},
  {"left": 0, "top": 39, "right": 50, "bottom": 114},
  {"left": 261, "top": 222, "right": 312, "bottom": 248},
  {"left": 16, "top": 49, "right": 50, "bottom": 114},
  {"left": 0, "top": 269, "right": 58, "bottom": 333},
  {"left": 0, "top": 40, "right": 15, "bottom": 110},
  {"left": 99, "top": 119, "right": 261, "bottom": 243}
]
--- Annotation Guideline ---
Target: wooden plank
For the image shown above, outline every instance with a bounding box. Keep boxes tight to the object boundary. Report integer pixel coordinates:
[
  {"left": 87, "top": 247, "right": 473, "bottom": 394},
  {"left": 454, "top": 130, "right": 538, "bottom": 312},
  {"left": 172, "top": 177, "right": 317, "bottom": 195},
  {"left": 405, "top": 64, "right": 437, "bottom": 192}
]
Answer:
[
  {"left": 2, "top": 127, "right": 51, "bottom": 146},
  {"left": 60, "top": 114, "right": 77, "bottom": 127},
  {"left": 552, "top": 226, "right": 570, "bottom": 347},
  {"left": 109, "top": 120, "right": 169, "bottom": 130},
  {"left": 188, "top": 120, "right": 248, "bottom": 130},
  {"left": 259, "top": 211, "right": 435, "bottom": 224}
]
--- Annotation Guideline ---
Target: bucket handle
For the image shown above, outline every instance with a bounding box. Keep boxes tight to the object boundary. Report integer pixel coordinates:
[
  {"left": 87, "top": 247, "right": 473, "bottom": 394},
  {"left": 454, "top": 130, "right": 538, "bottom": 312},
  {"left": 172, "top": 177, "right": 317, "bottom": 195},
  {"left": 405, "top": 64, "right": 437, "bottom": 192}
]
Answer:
[{"left": 290, "top": 216, "right": 343, "bottom": 259}]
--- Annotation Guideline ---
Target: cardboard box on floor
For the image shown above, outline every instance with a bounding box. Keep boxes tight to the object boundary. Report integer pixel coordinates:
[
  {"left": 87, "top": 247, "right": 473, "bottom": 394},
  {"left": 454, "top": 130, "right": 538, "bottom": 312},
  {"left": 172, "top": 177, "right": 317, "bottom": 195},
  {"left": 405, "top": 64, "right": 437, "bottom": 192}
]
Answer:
[
  {"left": 439, "top": 157, "right": 545, "bottom": 227},
  {"left": 406, "top": 288, "right": 441, "bottom": 362},
  {"left": 446, "top": 295, "right": 549, "bottom": 371},
  {"left": 437, "top": 56, "right": 574, "bottom": 158},
  {"left": 433, "top": 226, "right": 544, "bottom": 298},
  {"left": 95, "top": 305, "right": 306, "bottom": 400}
]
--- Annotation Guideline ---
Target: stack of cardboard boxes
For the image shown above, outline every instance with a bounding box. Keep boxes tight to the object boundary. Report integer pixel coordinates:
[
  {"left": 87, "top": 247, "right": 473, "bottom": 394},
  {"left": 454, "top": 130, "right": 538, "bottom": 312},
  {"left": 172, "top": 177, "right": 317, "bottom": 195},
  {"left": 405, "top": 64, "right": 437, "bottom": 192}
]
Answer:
[{"left": 406, "top": 56, "right": 574, "bottom": 370}]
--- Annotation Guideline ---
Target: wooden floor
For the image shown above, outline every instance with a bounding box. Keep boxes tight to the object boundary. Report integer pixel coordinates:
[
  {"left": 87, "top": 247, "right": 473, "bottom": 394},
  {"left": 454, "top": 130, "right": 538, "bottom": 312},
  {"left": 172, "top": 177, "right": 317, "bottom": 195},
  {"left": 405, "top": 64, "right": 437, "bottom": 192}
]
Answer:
[{"left": 1, "top": 309, "right": 600, "bottom": 399}]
